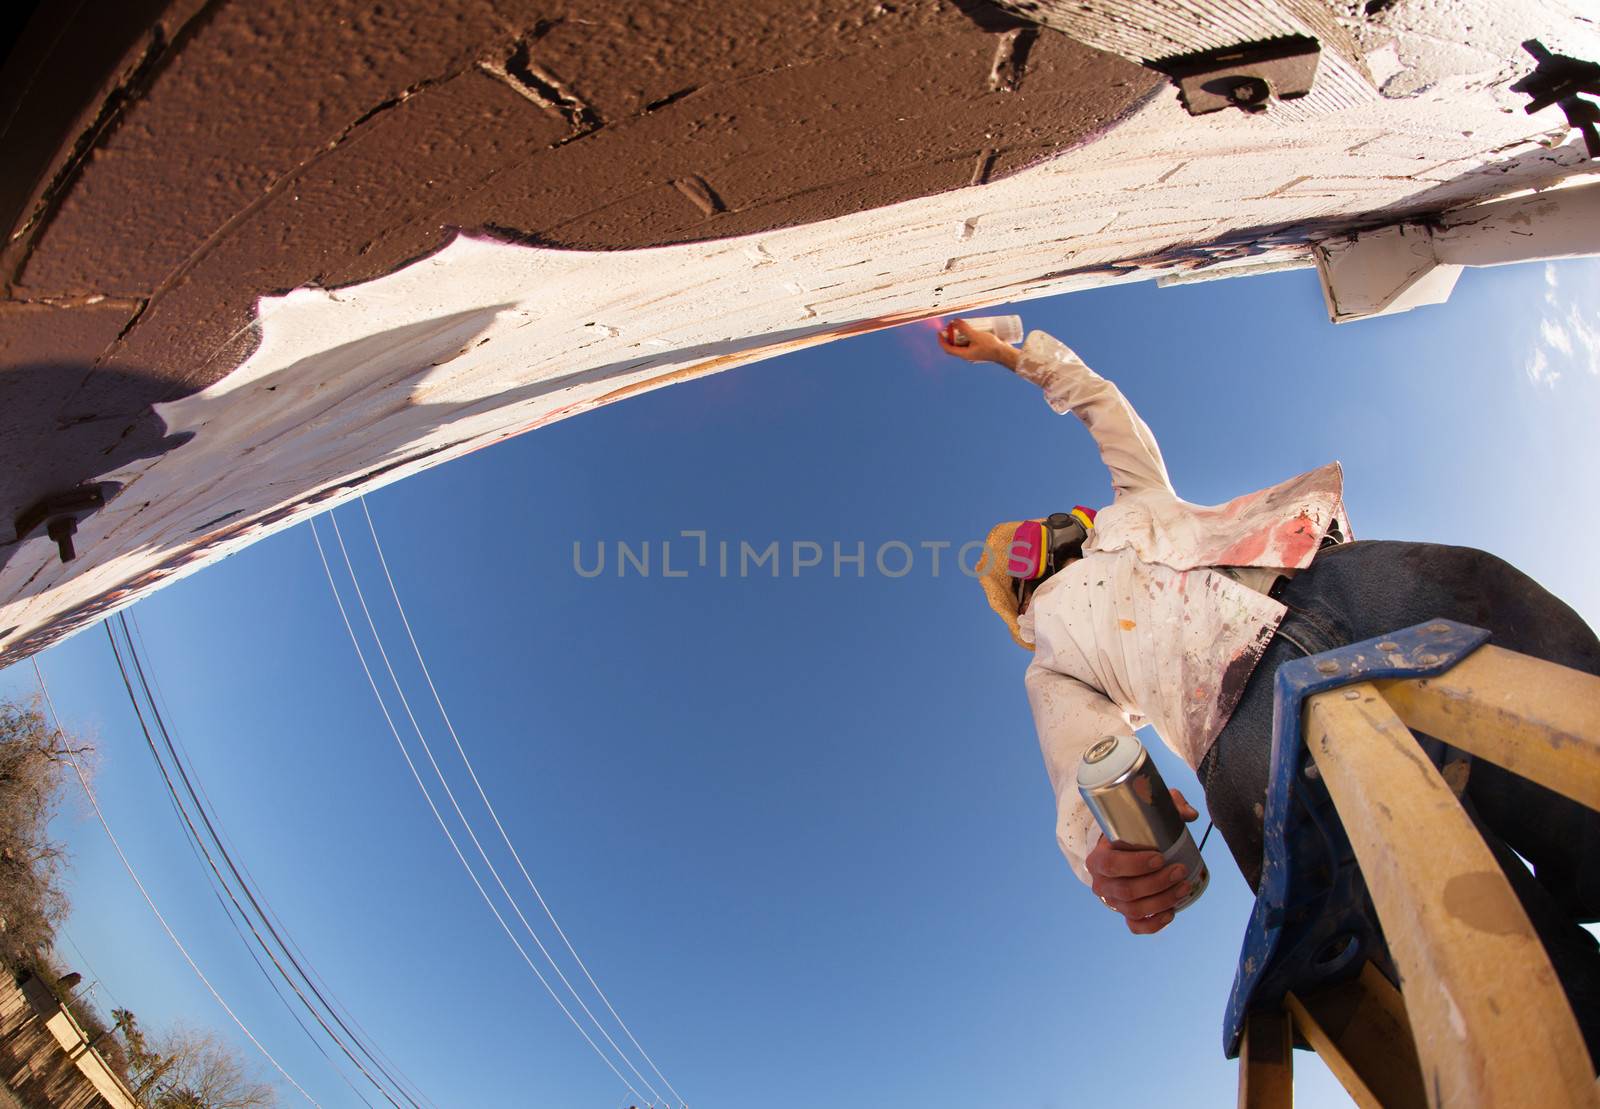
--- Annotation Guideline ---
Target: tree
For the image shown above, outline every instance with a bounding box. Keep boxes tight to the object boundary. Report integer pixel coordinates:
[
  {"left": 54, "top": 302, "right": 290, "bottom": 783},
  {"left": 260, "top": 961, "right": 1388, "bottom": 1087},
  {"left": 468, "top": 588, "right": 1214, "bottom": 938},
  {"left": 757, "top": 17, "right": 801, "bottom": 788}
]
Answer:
[
  {"left": 115, "top": 1009, "right": 277, "bottom": 1109},
  {"left": 0, "top": 696, "right": 85, "bottom": 968},
  {"left": 116, "top": 1006, "right": 176, "bottom": 1101},
  {"left": 152, "top": 1025, "right": 277, "bottom": 1109},
  {"left": 1, "top": 697, "right": 273, "bottom": 1107}
]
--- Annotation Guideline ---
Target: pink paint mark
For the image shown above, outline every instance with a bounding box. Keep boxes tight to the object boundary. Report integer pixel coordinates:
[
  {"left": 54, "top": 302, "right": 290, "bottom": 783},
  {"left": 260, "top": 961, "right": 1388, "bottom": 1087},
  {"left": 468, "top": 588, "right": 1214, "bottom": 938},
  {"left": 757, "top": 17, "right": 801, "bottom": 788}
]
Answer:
[
  {"left": 1218, "top": 530, "right": 1269, "bottom": 566},
  {"left": 1276, "top": 512, "right": 1320, "bottom": 565},
  {"left": 889, "top": 316, "right": 955, "bottom": 375}
]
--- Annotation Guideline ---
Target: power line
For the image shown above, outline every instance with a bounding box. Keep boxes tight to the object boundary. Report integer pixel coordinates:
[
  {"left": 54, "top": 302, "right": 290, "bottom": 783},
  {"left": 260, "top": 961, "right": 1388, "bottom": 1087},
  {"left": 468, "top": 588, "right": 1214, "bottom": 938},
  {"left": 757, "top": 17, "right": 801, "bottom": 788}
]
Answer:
[
  {"left": 308, "top": 517, "right": 651, "bottom": 1106},
  {"left": 124, "top": 614, "right": 413, "bottom": 1109},
  {"left": 116, "top": 623, "right": 361, "bottom": 1104},
  {"left": 30, "top": 659, "right": 322, "bottom": 1108},
  {"left": 130, "top": 690, "right": 372, "bottom": 1109},
  {"left": 119, "top": 620, "right": 381, "bottom": 1109},
  {"left": 109, "top": 616, "right": 421, "bottom": 1107},
  {"left": 359, "top": 496, "right": 688, "bottom": 1108},
  {"left": 107, "top": 618, "right": 402, "bottom": 1106},
  {"left": 56, "top": 931, "right": 128, "bottom": 1015},
  {"left": 118, "top": 614, "right": 428, "bottom": 1107},
  {"left": 325, "top": 510, "right": 670, "bottom": 1106},
  {"left": 192, "top": 861, "right": 380, "bottom": 1109},
  {"left": 173, "top": 814, "right": 380, "bottom": 1109},
  {"left": 106, "top": 616, "right": 422, "bottom": 1109}
]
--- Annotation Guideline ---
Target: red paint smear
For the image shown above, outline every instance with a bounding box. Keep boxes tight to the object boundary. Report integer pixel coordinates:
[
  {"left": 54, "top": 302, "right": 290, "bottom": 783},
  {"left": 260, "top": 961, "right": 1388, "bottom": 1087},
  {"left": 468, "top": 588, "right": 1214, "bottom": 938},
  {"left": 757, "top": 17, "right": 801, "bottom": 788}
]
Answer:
[
  {"left": 1217, "top": 511, "right": 1323, "bottom": 567},
  {"left": 1218, "top": 532, "right": 1268, "bottom": 565},
  {"left": 1278, "top": 512, "right": 1320, "bottom": 565}
]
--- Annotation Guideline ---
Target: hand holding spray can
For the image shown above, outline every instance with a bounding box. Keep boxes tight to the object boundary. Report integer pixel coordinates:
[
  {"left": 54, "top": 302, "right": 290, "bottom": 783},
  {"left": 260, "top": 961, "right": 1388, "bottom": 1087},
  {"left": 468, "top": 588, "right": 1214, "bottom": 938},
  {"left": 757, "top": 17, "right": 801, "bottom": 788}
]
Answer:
[
  {"left": 1078, "top": 734, "right": 1208, "bottom": 912},
  {"left": 946, "top": 314, "right": 1023, "bottom": 346}
]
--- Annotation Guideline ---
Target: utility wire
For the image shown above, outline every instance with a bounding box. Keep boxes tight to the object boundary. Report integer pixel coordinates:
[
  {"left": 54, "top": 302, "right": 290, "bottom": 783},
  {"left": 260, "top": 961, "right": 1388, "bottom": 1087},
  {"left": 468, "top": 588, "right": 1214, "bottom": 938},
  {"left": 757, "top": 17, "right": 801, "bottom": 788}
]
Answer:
[
  {"left": 30, "top": 658, "right": 322, "bottom": 1108},
  {"left": 125, "top": 614, "right": 419, "bottom": 1109},
  {"left": 167, "top": 799, "right": 379, "bottom": 1109},
  {"left": 106, "top": 617, "right": 418, "bottom": 1109},
  {"left": 111, "top": 616, "right": 418, "bottom": 1107},
  {"left": 327, "top": 510, "right": 670, "bottom": 1107},
  {"left": 57, "top": 931, "right": 128, "bottom": 1015},
  {"left": 309, "top": 518, "right": 650, "bottom": 1106},
  {"left": 193, "top": 851, "right": 380, "bottom": 1109},
  {"left": 119, "top": 622, "right": 346, "bottom": 1090},
  {"left": 132, "top": 678, "right": 369, "bottom": 1108},
  {"left": 122, "top": 613, "right": 428, "bottom": 1108},
  {"left": 118, "top": 624, "right": 378, "bottom": 1109},
  {"left": 106, "top": 619, "right": 403, "bottom": 1107},
  {"left": 359, "top": 497, "right": 687, "bottom": 1108}
]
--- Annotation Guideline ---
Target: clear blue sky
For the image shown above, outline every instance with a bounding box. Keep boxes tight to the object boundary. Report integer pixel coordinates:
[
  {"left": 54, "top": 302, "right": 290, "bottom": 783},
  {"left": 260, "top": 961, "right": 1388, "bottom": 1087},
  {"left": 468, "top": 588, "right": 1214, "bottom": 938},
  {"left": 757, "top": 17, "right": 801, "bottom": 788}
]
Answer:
[{"left": 6, "top": 255, "right": 1599, "bottom": 1108}]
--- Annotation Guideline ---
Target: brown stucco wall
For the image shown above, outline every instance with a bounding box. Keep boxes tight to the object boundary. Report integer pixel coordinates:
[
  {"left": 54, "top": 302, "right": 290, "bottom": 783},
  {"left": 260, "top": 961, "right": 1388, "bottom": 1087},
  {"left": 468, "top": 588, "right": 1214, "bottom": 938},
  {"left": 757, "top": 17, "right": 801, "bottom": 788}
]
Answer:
[
  {"left": 0, "top": 0, "right": 1156, "bottom": 553},
  {"left": 0, "top": 0, "right": 1594, "bottom": 662}
]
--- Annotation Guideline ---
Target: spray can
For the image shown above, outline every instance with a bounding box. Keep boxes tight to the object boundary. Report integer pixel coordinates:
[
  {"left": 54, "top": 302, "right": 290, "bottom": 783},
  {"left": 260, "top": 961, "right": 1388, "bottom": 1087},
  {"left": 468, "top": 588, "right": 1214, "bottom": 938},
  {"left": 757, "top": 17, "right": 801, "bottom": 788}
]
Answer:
[
  {"left": 1078, "top": 734, "right": 1208, "bottom": 912},
  {"left": 947, "top": 314, "right": 1023, "bottom": 345}
]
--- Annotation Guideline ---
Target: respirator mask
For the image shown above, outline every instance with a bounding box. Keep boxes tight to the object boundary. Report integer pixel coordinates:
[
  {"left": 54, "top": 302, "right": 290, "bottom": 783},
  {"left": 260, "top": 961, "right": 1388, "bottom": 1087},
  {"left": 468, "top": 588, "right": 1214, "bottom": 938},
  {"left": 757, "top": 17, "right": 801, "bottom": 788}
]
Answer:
[{"left": 1006, "top": 506, "right": 1096, "bottom": 610}]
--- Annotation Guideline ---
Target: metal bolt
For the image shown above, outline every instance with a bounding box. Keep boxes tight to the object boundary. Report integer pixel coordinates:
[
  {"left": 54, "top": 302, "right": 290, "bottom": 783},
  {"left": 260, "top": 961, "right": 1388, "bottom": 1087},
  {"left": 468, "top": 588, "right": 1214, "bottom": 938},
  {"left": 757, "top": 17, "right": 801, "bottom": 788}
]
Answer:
[
  {"left": 45, "top": 518, "right": 78, "bottom": 562},
  {"left": 1225, "top": 76, "right": 1273, "bottom": 108},
  {"left": 1377, "top": 641, "right": 1398, "bottom": 652},
  {"left": 13, "top": 485, "right": 112, "bottom": 565},
  {"left": 1304, "top": 762, "right": 1321, "bottom": 780},
  {"left": 1316, "top": 660, "right": 1340, "bottom": 675}
]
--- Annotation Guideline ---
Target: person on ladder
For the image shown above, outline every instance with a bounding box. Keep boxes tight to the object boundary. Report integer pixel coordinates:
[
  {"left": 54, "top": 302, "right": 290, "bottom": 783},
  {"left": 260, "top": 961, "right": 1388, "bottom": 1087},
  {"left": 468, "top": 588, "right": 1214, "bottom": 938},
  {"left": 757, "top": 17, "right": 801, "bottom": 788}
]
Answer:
[{"left": 938, "top": 317, "right": 1600, "bottom": 1062}]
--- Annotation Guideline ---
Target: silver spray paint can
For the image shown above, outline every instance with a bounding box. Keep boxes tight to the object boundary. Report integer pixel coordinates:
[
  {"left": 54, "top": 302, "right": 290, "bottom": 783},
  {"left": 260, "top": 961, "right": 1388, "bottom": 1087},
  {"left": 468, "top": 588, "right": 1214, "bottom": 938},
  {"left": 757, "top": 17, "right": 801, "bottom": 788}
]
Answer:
[
  {"left": 1078, "top": 734, "right": 1208, "bottom": 912},
  {"left": 948, "top": 314, "right": 1024, "bottom": 345}
]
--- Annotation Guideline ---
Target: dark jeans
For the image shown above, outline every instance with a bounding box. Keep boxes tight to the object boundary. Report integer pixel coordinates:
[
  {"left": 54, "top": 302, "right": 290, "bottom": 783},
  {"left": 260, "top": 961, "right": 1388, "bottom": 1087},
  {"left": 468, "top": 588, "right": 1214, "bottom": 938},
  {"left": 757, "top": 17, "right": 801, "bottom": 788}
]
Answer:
[{"left": 1198, "top": 540, "right": 1600, "bottom": 1060}]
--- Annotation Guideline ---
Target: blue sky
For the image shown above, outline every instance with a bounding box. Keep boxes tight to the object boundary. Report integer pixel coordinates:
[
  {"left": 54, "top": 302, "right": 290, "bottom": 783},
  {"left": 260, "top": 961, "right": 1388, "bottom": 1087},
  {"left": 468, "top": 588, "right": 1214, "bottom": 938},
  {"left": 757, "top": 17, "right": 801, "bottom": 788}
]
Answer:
[{"left": 7, "top": 254, "right": 1599, "bottom": 1108}]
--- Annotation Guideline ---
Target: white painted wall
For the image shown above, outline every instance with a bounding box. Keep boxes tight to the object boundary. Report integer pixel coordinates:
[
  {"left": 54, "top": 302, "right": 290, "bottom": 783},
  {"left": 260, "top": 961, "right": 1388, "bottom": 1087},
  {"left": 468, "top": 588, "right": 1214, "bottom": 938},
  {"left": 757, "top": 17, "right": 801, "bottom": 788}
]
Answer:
[
  {"left": 1316, "top": 182, "right": 1600, "bottom": 322},
  {"left": 2, "top": 0, "right": 1597, "bottom": 659}
]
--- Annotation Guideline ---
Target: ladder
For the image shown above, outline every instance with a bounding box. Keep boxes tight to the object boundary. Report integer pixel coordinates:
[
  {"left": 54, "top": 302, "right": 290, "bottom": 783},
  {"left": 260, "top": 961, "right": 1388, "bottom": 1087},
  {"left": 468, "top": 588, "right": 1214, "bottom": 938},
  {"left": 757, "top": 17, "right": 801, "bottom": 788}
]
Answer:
[{"left": 1223, "top": 619, "right": 1600, "bottom": 1108}]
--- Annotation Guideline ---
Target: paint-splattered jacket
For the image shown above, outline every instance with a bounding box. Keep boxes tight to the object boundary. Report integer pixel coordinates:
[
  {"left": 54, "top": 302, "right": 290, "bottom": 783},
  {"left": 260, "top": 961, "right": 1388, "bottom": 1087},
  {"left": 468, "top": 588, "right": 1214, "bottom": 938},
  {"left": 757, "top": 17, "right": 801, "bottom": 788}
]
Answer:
[{"left": 1012, "top": 330, "right": 1346, "bottom": 886}]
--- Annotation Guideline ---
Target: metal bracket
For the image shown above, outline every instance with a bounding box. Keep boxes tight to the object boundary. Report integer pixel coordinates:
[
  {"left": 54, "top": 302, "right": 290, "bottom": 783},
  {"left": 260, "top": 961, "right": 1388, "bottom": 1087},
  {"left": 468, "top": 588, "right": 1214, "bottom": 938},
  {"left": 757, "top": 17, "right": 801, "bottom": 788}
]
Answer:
[
  {"left": 1157, "top": 35, "right": 1321, "bottom": 116},
  {"left": 1511, "top": 40, "right": 1600, "bottom": 158},
  {"left": 13, "top": 483, "right": 121, "bottom": 563},
  {"left": 1221, "top": 619, "right": 1492, "bottom": 1059}
]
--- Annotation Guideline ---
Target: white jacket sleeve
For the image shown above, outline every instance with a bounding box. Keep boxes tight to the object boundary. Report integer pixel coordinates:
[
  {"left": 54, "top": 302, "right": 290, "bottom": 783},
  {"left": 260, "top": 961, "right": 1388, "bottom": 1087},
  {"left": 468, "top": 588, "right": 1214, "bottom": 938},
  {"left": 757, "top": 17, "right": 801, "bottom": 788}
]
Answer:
[
  {"left": 1013, "top": 330, "right": 1175, "bottom": 500},
  {"left": 1023, "top": 657, "right": 1140, "bottom": 886}
]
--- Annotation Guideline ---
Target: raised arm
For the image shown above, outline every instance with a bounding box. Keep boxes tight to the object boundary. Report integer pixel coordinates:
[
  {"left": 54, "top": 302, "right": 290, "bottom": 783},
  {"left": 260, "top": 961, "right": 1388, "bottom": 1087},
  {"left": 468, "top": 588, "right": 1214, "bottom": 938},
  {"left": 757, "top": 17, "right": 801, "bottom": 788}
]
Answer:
[
  {"left": 938, "top": 321, "right": 1174, "bottom": 501},
  {"left": 1012, "top": 331, "right": 1174, "bottom": 500}
]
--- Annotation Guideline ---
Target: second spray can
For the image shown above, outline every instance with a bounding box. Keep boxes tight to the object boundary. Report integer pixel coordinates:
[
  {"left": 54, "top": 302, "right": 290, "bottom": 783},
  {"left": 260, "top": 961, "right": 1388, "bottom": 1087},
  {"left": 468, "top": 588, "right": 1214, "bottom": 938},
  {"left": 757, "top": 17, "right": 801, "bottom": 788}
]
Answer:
[{"left": 1078, "top": 734, "right": 1208, "bottom": 912}]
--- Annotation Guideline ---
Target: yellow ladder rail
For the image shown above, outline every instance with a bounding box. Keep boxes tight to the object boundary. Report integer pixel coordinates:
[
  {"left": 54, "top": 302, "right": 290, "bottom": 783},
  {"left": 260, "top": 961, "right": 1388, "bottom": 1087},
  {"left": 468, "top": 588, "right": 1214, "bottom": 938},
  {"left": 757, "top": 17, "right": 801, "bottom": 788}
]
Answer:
[{"left": 1236, "top": 637, "right": 1600, "bottom": 1108}]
